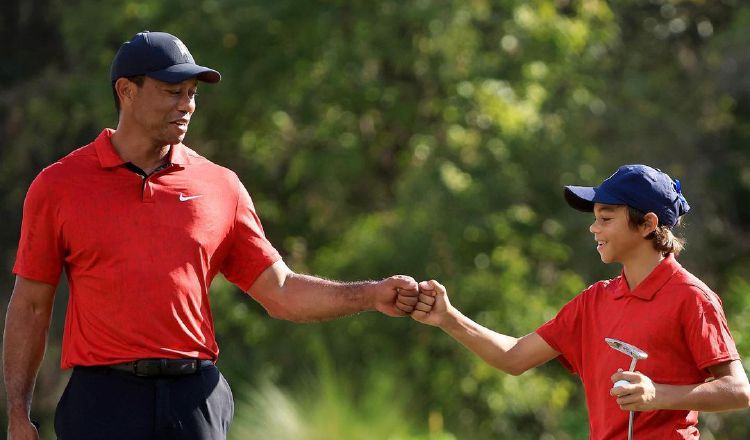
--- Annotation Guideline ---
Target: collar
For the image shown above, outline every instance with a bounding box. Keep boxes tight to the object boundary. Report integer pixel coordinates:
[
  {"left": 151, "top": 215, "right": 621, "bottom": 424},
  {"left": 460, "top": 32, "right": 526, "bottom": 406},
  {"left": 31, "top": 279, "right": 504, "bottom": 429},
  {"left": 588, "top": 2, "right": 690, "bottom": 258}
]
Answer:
[
  {"left": 94, "top": 128, "right": 193, "bottom": 168},
  {"left": 613, "top": 254, "right": 681, "bottom": 301},
  {"left": 167, "top": 141, "right": 192, "bottom": 165},
  {"left": 94, "top": 129, "right": 126, "bottom": 168}
]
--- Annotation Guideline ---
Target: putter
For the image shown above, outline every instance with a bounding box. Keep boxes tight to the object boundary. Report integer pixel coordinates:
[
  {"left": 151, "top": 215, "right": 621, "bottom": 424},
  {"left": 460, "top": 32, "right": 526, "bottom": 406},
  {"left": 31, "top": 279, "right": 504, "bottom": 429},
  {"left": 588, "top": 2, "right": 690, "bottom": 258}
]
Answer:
[{"left": 605, "top": 338, "right": 649, "bottom": 440}]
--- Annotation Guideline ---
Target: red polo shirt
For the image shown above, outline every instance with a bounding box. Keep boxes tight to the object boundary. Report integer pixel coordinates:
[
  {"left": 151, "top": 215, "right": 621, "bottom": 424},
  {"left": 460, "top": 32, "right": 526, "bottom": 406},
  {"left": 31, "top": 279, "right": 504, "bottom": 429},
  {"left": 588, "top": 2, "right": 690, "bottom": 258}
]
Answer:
[
  {"left": 13, "top": 129, "right": 281, "bottom": 368},
  {"left": 537, "top": 255, "right": 739, "bottom": 439}
]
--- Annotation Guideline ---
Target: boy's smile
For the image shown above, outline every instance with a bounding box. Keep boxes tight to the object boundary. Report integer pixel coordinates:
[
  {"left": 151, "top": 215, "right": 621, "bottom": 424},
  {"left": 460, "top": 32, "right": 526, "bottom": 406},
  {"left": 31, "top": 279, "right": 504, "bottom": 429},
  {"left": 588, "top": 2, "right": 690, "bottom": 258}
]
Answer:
[{"left": 590, "top": 203, "right": 645, "bottom": 264}]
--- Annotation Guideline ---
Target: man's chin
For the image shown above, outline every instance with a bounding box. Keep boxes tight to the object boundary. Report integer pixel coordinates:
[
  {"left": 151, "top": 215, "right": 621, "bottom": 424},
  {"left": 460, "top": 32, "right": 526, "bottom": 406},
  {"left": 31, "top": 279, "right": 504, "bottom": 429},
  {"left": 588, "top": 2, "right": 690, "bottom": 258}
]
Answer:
[{"left": 160, "top": 134, "right": 187, "bottom": 145}]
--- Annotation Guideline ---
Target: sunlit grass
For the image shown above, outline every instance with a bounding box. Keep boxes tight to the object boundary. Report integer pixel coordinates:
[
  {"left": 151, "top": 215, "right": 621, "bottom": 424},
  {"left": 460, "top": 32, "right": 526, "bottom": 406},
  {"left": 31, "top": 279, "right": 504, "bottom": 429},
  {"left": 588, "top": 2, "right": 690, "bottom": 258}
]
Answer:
[{"left": 230, "top": 367, "right": 456, "bottom": 440}]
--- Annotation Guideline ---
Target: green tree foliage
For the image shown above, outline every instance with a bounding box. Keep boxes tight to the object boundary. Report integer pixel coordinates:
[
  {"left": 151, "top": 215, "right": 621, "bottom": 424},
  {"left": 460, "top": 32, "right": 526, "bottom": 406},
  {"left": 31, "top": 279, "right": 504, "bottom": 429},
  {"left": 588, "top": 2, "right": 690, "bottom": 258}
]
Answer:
[{"left": 2, "top": 0, "right": 750, "bottom": 438}]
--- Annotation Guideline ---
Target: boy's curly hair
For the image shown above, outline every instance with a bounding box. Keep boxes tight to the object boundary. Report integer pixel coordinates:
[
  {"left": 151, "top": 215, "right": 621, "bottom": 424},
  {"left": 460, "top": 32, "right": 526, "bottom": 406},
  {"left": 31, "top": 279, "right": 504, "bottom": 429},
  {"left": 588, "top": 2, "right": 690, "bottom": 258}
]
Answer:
[{"left": 627, "top": 206, "right": 686, "bottom": 256}]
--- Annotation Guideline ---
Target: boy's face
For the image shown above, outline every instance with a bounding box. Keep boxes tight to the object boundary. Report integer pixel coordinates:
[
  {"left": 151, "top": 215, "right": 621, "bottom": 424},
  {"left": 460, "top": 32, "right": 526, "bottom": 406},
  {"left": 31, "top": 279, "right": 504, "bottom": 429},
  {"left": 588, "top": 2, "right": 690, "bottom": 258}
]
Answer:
[{"left": 589, "top": 203, "right": 647, "bottom": 264}]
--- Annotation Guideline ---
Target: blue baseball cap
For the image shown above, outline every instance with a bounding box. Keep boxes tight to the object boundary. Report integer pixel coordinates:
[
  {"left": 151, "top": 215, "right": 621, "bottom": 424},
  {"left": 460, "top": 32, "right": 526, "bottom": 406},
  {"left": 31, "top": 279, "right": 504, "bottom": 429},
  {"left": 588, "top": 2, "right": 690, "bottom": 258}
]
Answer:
[
  {"left": 564, "top": 164, "right": 690, "bottom": 227},
  {"left": 111, "top": 31, "right": 221, "bottom": 84}
]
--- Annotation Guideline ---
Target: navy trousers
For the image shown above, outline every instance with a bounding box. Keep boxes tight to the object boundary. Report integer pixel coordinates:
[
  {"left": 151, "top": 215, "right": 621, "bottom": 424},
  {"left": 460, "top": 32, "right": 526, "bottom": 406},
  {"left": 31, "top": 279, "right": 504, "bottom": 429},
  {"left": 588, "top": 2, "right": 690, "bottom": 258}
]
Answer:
[{"left": 54, "top": 365, "right": 234, "bottom": 440}]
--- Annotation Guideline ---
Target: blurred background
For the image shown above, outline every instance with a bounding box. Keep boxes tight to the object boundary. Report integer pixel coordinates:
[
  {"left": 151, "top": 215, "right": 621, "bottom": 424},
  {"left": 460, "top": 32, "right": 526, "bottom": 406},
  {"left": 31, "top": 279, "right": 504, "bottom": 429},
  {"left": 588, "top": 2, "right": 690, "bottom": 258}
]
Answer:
[{"left": 2, "top": 0, "right": 750, "bottom": 438}]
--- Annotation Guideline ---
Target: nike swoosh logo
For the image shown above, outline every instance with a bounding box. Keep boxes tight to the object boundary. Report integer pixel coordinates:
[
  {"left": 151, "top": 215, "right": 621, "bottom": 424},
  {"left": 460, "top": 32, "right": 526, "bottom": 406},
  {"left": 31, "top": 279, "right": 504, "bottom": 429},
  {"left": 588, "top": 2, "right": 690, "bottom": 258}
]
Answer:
[{"left": 179, "top": 193, "right": 203, "bottom": 202}]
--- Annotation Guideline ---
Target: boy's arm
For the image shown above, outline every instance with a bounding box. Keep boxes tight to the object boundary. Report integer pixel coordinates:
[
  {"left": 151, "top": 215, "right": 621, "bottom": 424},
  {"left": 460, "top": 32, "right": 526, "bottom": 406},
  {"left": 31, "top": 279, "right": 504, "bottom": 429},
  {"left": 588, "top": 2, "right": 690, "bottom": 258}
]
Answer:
[
  {"left": 611, "top": 359, "right": 750, "bottom": 412},
  {"left": 411, "top": 280, "right": 560, "bottom": 376}
]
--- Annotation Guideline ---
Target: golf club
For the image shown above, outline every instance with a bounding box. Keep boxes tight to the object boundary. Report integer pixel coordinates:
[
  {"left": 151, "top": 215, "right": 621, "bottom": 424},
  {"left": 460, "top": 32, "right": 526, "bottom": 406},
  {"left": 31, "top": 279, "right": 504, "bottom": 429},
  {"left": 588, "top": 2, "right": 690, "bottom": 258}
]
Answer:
[{"left": 605, "top": 337, "right": 649, "bottom": 440}]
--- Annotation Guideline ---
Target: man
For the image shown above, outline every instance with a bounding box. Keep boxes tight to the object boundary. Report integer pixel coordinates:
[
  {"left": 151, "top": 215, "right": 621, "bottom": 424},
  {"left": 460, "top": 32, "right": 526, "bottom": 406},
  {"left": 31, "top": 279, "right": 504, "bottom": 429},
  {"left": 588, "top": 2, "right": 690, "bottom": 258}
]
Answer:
[
  {"left": 411, "top": 165, "right": 750, "bottom": 439},
  {"left": 4, "top": 31, "right": 419, "bottom": 440}
]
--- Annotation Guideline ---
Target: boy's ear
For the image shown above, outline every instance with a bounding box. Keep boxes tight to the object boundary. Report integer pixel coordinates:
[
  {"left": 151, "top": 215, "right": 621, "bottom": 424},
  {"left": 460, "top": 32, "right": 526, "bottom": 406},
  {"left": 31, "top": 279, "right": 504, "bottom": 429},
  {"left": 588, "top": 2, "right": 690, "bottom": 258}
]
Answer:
[{"left": 641, "top": 212, "right": 659, "bottom": 237}]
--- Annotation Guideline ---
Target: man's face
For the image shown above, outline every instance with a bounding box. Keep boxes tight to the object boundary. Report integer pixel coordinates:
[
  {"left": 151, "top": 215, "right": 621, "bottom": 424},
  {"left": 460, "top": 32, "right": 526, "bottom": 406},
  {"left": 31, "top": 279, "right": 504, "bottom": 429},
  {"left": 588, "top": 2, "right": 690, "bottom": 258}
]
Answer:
[
  {"left": 125, "top": 76, "right": 198, "bottom": 146},
  {"left": 589, "top": 204, "right": 646, "bottom": 264}
]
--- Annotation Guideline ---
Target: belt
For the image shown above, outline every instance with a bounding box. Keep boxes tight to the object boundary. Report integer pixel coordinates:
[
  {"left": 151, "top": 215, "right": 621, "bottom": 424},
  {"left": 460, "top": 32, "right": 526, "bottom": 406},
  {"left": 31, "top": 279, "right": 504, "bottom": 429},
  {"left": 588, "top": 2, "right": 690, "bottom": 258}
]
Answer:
[{"left": 106, "top": 359, "right": 214, "bottom": 377}]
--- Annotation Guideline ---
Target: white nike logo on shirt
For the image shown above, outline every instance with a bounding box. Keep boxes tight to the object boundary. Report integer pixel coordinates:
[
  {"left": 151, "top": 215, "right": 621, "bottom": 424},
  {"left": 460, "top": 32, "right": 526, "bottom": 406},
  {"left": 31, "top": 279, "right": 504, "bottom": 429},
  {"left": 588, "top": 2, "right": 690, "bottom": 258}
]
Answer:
[{"left": 179, "top": 193, "right": 203, "bottom": 202}]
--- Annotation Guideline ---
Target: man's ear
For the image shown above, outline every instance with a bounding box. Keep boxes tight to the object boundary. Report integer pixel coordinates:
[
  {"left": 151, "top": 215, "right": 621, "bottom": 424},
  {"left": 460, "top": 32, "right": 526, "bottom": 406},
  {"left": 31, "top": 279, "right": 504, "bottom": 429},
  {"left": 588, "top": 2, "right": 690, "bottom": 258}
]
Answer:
[
  {"left": 114, "top": 77, "right": 137, "bottom": 108},
  {"left": 641, "top": 212, "right": 659, "bottom": 237}
]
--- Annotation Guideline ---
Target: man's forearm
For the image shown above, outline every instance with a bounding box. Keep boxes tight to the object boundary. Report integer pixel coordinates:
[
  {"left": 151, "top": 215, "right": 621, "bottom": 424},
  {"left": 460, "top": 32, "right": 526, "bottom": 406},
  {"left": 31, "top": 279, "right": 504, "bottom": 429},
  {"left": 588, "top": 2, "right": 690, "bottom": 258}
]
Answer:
[
  {"left": 3, "top": 294, "right": 53, "bottom": 418},
  {"left": 268, "top": 272, "right": 376, "bottom": 322},
  {"left": 248, "top": 260, "right": 417, "bottom": 321}
]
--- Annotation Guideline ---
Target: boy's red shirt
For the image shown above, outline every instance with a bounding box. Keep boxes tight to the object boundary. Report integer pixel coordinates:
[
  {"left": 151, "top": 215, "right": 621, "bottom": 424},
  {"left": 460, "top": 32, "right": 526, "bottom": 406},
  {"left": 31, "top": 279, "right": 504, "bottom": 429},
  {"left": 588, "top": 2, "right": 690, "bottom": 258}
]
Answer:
[{"left": 537, "top": 254, "right": 739, "bottom": 439}]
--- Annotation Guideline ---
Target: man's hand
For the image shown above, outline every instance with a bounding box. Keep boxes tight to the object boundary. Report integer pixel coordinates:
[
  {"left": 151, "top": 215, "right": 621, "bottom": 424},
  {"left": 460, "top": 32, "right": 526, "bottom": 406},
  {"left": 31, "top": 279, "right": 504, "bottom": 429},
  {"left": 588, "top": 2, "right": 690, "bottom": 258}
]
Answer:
[
  {"left": 610, "top": 369, "right": 657, "bottom": 411},
  {"left": 411, "top": 280, "right": 452, "bottom": 327},
  {"left": 7, "top": 416, "right": 39, "bottom": 440},
  {"left": 373, "top": 275, "right": 419, "bottom": 317}
]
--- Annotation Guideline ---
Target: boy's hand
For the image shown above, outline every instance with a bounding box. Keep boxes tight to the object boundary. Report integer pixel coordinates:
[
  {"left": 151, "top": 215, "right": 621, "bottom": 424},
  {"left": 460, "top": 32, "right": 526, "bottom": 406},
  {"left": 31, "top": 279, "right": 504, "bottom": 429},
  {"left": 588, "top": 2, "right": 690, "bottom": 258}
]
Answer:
[
  {"left": 410, "top": 280, "right": 451, "bottom": 327},
  {"left": 610, "top": 369, "right": 658, "bottom": 411}
]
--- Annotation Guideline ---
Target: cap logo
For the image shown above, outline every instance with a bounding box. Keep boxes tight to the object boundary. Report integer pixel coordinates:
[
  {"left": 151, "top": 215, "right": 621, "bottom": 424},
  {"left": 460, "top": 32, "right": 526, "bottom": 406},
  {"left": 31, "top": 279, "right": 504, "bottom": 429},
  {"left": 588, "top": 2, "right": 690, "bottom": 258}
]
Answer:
[{"left": 172, "top": 39, "right": 192, "bottom": 62}]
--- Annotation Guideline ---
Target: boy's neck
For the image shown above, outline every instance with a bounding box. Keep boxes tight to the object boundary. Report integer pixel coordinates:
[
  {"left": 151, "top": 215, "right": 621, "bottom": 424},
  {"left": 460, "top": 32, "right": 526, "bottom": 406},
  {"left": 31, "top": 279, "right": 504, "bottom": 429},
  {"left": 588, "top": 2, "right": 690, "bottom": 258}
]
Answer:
[{"left": 621, "top": 249, "right": 666, "bottom": 291}]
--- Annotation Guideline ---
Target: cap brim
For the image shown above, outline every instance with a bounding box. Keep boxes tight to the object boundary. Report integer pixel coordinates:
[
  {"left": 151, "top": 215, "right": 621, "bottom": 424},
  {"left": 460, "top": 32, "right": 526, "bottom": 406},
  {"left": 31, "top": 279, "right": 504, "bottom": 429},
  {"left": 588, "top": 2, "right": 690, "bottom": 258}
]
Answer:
[
  {"left": 564, "top": 186, "right": 596, "bottom": 212},
  {"left": 564, "top": 185, "right": 626, "bottom": 212},
  {"left": 147, "top": 63, "right": 221, "bottom": 84}
]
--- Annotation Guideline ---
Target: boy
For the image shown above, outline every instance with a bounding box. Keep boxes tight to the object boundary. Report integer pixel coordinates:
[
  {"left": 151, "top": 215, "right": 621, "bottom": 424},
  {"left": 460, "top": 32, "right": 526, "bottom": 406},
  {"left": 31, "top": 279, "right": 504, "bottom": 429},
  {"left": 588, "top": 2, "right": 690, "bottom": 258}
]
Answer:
[{"left": 411, "top": 164, "right": 750, "bottom": 439}]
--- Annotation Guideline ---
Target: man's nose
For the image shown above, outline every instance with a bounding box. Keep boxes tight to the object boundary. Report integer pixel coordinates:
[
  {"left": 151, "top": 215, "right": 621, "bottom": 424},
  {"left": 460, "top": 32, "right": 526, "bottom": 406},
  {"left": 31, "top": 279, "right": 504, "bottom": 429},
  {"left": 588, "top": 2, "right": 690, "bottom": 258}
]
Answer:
[{"left": 176, "top": 93, "right": 195, "bottom": 113}]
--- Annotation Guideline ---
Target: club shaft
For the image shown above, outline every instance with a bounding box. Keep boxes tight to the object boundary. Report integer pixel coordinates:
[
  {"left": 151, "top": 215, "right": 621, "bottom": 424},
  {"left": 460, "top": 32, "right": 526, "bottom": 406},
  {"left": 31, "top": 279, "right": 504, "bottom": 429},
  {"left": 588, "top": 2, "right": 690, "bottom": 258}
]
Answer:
[
  {"left": 628, "top": 358, "right": 637, "bottom": 439},
  {"left": 628, "top": 411, "right": 634, "bottom": 440}
]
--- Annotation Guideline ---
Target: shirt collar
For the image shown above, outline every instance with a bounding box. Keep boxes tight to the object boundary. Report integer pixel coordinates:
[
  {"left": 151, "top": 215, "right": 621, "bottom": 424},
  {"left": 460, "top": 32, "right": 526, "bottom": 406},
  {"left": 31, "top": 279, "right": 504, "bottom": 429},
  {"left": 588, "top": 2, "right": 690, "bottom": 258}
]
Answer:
[
  {"left": 167, "top": 142, "right": 192, "bottom": 165},
  {"left": 613, "top": 254, "right": 681, "bottom": 301},
  {"left": 94, "top": 128, "right": 193, "bottom": 168},
  {"left": 94, "top": 129, "right": 126, "bottom": 168}
]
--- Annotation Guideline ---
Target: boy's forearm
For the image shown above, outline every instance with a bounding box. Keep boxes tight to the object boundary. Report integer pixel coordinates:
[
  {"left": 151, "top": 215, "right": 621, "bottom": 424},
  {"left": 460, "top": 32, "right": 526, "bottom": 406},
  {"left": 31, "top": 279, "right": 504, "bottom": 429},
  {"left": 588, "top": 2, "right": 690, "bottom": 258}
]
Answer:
[
  {"left": 656, "top": 375, "right": 750, "bottom": 412},
  {"left": 440, "top": 308, "right": 524, "bottom": 375}
]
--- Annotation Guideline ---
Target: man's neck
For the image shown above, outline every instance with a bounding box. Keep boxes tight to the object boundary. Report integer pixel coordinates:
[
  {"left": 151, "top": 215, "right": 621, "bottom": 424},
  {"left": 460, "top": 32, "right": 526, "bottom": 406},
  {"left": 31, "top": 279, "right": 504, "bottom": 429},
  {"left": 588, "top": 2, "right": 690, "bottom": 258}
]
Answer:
[
  {"left": 621, "top": 248, "right": 665, "bottom": 291},
  {"left": 110, "top": 126, "right": 171, "bottom": 174}
]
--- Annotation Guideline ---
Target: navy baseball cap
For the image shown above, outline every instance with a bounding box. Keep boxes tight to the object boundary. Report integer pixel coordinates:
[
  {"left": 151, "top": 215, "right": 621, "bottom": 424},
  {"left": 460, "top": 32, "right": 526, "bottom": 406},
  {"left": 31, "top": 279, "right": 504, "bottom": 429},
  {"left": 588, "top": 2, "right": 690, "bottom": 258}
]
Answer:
[
  {"left": 564, "top": 164, "right": 690, "bottom": 227},
  {"left": 110, "top": 31, "right": 221, "bottom": 84}
]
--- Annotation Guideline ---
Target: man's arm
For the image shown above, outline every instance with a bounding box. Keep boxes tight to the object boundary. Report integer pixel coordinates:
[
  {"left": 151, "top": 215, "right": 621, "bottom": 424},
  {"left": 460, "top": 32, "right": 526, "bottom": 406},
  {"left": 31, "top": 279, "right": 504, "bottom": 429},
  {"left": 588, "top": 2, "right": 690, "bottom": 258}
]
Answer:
[
  {"left": 4, "top": 276, "right": 57, "bottom": 439},
  {"left": 611, "top": 359, "right": 750, "bottom": 412},
  {"left": 411, "top": 280, "right": 560, "bottom": 376},
  {"left": 247, "top": 260, "right": 419, "bottom": 322}
]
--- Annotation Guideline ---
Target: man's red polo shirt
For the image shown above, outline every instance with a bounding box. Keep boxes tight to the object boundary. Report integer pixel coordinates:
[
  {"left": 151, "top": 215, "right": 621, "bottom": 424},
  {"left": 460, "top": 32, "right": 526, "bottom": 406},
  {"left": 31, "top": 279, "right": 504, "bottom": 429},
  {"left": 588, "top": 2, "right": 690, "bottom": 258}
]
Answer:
[
  {"left": 537, "top": 254, "right": 739, "bottom": 439},
  {"left": 13, "top": 129, "right": 281, "bottom": 368}
]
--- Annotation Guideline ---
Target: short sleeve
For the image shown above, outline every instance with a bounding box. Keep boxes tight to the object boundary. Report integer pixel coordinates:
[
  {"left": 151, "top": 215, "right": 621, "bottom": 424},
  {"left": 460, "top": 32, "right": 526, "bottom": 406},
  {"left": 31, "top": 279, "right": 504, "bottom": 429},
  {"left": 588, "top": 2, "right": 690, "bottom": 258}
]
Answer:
[
  {"left": 681, "top": 285, "right": 740, "bottom": 372},
  {"left": 536, "top": 290, "right": 587, "bottom": 374},
  {"left": 12, "top": 172, "right": 65, "bottom": 285},
  {"left": 220, "top": 178, "right": 281, "bottom": 292}
]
